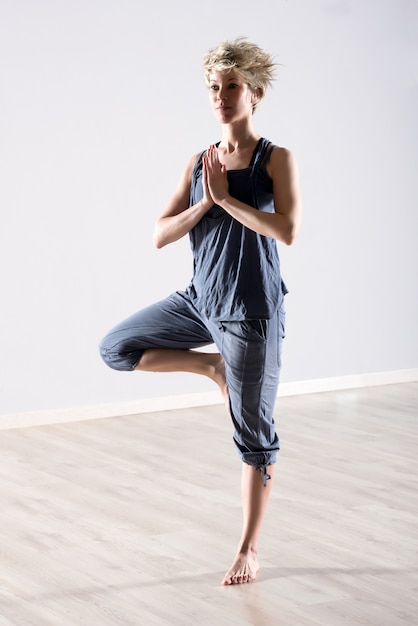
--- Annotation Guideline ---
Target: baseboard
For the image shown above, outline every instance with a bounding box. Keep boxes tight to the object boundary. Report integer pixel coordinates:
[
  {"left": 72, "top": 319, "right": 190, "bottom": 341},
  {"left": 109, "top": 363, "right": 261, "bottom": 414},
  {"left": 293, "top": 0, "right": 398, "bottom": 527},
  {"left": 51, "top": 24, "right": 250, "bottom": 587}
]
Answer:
[
  {"left": 1, "top": 368, "right": 417, "bottom": 431},
  {"left": 277, "top": 368, "right": 418, "bottom": 396}
]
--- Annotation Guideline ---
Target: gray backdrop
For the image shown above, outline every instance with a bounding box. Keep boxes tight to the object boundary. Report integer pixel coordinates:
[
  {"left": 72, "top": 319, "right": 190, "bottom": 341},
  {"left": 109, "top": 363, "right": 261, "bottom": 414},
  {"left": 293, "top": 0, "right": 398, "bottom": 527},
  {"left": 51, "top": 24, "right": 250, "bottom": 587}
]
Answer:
[{"left": 1, "top": 0, "right": 417, "bottom": 414}]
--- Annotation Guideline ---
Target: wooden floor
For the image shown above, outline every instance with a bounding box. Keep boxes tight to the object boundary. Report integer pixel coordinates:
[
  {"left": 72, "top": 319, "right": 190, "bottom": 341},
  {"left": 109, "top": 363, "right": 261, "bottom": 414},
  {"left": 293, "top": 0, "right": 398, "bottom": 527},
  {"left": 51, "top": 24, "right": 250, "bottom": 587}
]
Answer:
[{"left": 0, "top": 382, "right": 417, "bottom": 626}]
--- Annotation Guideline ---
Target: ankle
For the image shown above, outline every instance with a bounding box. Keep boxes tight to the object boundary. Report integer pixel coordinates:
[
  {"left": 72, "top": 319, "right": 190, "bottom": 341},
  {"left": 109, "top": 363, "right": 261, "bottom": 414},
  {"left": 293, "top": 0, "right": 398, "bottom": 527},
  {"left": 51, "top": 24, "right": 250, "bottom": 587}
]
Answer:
[{"left": 237, "top": 543, "right": 258, "bottom": 556}]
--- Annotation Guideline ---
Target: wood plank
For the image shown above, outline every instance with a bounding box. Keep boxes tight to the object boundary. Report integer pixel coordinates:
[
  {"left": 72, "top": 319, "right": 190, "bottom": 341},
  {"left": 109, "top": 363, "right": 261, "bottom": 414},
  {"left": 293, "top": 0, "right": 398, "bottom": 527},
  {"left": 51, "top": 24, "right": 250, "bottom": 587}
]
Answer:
[{"left": 0, "top": 383, "right": 417, "bottom": 625}]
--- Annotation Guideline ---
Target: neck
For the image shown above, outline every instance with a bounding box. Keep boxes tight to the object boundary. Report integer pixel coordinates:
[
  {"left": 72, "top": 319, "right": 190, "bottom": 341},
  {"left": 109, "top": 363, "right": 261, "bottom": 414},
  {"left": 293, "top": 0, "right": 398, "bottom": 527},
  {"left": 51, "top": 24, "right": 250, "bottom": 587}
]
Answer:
[{"left": 219, "top": 121, "right": 260, "bottom": 152}]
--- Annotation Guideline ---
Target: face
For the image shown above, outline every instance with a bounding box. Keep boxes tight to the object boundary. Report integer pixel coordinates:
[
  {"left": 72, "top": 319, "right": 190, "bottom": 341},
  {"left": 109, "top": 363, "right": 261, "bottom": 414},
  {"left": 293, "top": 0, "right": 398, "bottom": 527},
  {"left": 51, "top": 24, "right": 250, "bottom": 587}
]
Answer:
[{"left": 208, "top": 69, "right": 259, "bottom": 124}]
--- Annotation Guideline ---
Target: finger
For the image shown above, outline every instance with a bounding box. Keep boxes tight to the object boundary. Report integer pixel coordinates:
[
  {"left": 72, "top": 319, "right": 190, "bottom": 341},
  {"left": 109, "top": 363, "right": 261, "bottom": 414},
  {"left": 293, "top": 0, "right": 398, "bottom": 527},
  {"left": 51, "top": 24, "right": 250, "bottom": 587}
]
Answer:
[
  {"left": 203, "top": 159, "right": 211, "bottom": 189},
  {"left": 209, "top": 144, "right": 218, "bottom": 164},
  {"left": 208, "top": 145, "right": 215, "bottom": 164}
]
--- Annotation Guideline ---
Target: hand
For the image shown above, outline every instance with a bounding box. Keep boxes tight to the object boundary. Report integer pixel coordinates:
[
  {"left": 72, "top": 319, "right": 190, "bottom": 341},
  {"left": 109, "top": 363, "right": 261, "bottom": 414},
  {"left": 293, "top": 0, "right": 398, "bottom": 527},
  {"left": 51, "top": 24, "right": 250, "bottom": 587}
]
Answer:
[
  {"left": 203, "top": 144, "right": 229, "bottom": 206},
  {"left": 201, "top": 151, "right": 215, "bottom": 211}
]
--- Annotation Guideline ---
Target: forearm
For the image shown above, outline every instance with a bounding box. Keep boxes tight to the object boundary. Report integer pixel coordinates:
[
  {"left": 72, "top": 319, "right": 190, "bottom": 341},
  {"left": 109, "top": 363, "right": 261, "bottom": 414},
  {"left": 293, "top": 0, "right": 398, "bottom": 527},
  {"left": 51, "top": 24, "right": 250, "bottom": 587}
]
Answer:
[
  {"left": 205, "top": 145, "right": 301, "bottom": 245},
  {"left": 153, "top": 200, "right": 210, "bottom": 248},
  {"left": 218, "top": 195, "right": 298, "bottom": 245}
]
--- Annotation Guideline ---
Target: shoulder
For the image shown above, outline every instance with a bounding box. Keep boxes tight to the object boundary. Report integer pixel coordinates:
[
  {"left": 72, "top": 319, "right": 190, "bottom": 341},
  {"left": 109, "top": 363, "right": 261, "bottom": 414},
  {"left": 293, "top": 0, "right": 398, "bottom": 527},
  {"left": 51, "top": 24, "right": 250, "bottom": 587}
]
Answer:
[
  {"left": 188, "top": 149, "right": 207, "bottom": 173},
  {"left": 177, "top": 151, "right": 204, "bottom": 185},
  {"left": 188, "top": 151, "right": 204, "bottom": 170},
  {"left": 266, "top": 145, "right": 299, "bottom": 179},
  {"left": 269, "top": 145, "right": 296, "bottom": 166}
]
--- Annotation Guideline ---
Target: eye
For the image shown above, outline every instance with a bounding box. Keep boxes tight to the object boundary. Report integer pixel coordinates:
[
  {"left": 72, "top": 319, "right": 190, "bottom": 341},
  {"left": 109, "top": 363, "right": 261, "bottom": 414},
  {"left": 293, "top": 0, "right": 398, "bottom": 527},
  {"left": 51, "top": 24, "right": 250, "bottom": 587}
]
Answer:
[
  {"left": 210, "top": 84, "right": 219, "bottom": 91},
  {"left": 229, "top": 83, "right": 239, "bottom": 89}
]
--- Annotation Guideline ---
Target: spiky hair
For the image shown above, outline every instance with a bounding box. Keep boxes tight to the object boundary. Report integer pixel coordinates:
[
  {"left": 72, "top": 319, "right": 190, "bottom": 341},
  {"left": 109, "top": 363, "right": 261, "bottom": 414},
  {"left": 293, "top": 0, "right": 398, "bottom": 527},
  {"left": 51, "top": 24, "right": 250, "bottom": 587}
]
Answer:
[{"left": 203, "top": 37, "right": 277, "bottom": 103}]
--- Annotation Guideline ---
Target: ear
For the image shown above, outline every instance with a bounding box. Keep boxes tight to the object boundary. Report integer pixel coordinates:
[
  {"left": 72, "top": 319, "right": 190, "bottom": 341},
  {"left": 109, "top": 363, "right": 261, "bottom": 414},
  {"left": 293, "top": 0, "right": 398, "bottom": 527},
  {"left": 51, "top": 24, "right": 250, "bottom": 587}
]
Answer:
[{"left": 251, "top": 87, "right": 263, "bottom": 104}]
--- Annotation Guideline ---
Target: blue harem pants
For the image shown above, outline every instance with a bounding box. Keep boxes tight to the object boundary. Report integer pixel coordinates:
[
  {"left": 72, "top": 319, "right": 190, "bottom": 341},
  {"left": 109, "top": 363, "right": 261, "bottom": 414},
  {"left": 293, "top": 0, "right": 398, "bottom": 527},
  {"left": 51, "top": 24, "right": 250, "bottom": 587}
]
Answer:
[{"left": 99, "top": 290, "right": 285, "bottom": 473}]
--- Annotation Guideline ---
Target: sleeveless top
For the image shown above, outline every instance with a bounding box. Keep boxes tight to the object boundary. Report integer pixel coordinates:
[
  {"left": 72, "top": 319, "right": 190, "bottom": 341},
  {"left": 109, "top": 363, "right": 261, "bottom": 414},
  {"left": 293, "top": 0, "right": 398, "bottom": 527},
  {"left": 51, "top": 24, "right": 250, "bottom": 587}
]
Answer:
[{"left": 185, "top": 137, "right": 288, "bottom": 321}]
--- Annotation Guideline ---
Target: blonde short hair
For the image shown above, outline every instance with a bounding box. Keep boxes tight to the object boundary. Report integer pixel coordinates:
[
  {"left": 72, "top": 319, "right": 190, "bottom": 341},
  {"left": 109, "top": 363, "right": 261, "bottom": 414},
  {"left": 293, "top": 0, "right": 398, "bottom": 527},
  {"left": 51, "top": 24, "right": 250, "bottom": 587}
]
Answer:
[{"left": 203, "top": 37, "right": 277, "bottom": 109}]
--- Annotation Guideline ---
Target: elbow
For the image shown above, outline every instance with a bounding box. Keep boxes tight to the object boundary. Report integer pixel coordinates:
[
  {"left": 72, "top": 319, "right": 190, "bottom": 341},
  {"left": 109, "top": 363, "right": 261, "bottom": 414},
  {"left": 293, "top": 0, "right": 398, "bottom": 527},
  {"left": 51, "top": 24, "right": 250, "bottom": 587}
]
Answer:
[
  {"left": 284, "top": 233, "right": 297, "bottom": 246},
  {"left": 282, "top": 213, "right": 302, "bottom": 246},
  {"left": 282, "top": 225, "right": 299, "bottom": 246},
  {"left": 153, "top": 234, "right": 167, "bottom": 249},
  {"left": 279, "top": 200, "right": 302, "bottom": 245},
  {"left": 153, "top": 233, "right": 163, "bottom": 249},
  {"left": 153, "top": 224, "right": 167, "bottom": 249}
]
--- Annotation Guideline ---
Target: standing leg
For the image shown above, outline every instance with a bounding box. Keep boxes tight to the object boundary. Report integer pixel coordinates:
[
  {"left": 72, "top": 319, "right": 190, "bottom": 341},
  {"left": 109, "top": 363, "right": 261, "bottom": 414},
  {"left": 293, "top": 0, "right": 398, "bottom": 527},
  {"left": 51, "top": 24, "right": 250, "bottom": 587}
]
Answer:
[
  {"left": 208, "top": 309, "right": 285, "bottom": 586},
  {"left": 222, "top": 463, "right": 275, "bottom": 585}
]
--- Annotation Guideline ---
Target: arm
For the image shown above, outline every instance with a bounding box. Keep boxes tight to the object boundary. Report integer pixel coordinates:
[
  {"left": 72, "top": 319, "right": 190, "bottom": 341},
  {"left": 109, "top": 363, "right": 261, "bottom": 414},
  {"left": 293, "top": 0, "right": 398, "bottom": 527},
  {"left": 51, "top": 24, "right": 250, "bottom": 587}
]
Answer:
[
  {"left": 153, "top": 153, "right": 213, "bottom": 249},
  {"left": 204, "top": 144, "right": 302, "bottom": 245}
]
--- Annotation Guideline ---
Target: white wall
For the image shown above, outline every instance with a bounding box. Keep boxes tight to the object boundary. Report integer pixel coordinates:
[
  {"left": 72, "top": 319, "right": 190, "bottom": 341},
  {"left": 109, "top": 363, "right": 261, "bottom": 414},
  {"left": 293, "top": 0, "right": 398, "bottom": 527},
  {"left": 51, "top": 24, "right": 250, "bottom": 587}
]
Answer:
[{"left": 1, "top": 0, "right": 417, "bottom": 415}]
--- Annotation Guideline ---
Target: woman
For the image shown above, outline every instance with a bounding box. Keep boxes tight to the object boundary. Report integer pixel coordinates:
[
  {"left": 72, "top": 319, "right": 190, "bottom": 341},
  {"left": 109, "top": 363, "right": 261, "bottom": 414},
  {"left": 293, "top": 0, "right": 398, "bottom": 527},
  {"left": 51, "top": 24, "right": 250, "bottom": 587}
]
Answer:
[{"left": 100, "top": 37, "right": 302, "bottom": 585}]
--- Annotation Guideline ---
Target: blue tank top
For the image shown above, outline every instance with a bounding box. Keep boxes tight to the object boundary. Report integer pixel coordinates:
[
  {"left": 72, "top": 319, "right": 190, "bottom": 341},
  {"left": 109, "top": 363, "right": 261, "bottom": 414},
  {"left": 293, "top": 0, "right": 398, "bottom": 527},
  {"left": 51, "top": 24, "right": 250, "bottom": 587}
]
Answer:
[{"left": 186, "top": 137, "right": 287, "bottom": 321}]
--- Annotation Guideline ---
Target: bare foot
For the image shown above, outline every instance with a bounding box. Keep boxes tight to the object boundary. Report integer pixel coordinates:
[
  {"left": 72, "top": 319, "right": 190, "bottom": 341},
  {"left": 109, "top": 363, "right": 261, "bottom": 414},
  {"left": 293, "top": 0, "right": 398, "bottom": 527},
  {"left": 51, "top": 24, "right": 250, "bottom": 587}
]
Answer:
[
  {"left": 222, "top": 548, "right": 259, "bottom": 585},
  {"left": 209, "top": 353, "right": 229, "bottom": 408}
]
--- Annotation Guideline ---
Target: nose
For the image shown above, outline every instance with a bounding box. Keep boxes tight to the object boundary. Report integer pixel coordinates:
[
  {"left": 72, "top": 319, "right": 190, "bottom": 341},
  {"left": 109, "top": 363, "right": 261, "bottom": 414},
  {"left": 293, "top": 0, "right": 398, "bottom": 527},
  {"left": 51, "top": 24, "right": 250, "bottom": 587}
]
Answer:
[{"left": 217, "top": 86, "right": 227, "bottom": 100}]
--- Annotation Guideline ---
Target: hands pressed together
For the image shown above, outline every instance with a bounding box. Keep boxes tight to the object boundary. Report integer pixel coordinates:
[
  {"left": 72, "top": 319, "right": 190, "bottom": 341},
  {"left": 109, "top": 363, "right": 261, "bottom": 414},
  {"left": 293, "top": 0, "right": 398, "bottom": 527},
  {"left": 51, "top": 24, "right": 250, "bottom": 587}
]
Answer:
[{"left": 202, "top": 144, "right": 229, "bottom": 209}]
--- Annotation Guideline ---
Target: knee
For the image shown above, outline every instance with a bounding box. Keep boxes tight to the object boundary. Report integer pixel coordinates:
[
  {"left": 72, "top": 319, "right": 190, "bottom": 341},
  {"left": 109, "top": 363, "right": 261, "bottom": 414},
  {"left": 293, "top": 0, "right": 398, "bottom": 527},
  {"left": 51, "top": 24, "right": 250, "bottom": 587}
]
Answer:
[
  {"left": 99, "top": 334, "right": 139, "bottom": 372},
  {"left": 98, "top": 336, "right": 117, "bottom": 370}
]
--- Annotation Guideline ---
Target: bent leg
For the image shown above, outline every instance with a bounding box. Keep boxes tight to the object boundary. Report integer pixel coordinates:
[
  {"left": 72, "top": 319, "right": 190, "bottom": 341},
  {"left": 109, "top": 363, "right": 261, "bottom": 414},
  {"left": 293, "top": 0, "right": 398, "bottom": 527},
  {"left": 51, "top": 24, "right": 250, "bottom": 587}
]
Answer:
[
  {"left": 99, "top": 292, "right": 228, "bottom": 401},
  {"left": 99, "top": 292, "right": 214, "bottom": 371},
  {"left": 136, "top": 348, "right": 228, "bottom": 404}
]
